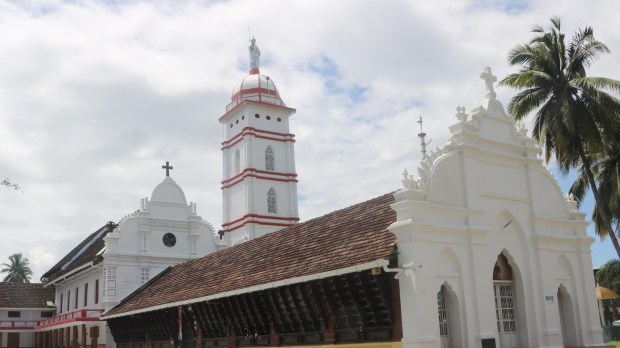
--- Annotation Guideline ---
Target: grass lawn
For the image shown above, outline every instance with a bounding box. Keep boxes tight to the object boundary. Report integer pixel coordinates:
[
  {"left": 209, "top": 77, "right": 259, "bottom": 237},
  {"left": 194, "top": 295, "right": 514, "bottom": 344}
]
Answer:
[{"left": 606, "top": 341, "right": 620, "bottom": 347}]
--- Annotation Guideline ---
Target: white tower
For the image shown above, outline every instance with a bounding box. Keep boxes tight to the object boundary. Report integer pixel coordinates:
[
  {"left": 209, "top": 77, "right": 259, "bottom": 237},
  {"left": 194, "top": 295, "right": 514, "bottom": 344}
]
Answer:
[{"left": 220, "top": 38, "right": 299, "bottom": 244}]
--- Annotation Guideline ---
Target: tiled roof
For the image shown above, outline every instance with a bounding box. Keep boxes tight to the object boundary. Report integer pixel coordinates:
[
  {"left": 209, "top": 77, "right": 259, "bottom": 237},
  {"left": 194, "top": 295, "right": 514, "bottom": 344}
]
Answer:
[
  {"left": 105, "top": 192, "right": 397, "bottom": 317},
  {"left": 0, "top": 283, "right": 55, "bottom": 308},
  {"left": 42, "top": 222, "right": 115, "bottom": 283}
]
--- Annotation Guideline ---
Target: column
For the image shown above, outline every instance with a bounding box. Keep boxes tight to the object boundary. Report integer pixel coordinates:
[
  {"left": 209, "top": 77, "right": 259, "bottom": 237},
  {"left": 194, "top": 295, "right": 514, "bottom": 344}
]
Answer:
[
  {"left": 72, "top": 326, "right": 78, "bottom": 348},
  {"left": 81, "top": 325, "right": 87, "bottom": 348},
  {"left": 59, "top": 327, "right": 64, "bottom": 348}
]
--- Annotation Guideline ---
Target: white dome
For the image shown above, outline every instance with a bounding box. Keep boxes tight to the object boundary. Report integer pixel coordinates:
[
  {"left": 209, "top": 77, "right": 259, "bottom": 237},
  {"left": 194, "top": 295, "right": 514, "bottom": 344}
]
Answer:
[
  {"left": 227, "top": 71, "right": 285, "bottom": 112},
  {"left": 150, "top": 177, "right": 187, "bottom": 205}
]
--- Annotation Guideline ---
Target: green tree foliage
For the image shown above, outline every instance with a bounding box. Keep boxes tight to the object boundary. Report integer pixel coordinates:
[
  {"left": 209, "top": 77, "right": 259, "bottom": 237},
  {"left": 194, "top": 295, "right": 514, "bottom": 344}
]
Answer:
[
  {"left": 596, "top": 259, "right": 620, "bottom": 295},
  {"left": 1, "top": 253, "right": 33, "bottom": 283},
  {"left": 499, "top": 18, "right": 620, "bottom": 258},
  {"left": 570, "top": 135, "right": 620, "bottom": 242}
]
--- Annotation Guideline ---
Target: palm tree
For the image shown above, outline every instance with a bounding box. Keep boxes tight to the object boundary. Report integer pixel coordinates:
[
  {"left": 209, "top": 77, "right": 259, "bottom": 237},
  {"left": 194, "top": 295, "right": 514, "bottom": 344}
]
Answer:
[
  {"left": 570, "top": 131, "right": 620, "bottom": 247},
  {"left": 499, "top": 18, "right": 620, "bottom": 257},
  {"left": 1, "top": 253, "right": 33, "bottom": 283}
]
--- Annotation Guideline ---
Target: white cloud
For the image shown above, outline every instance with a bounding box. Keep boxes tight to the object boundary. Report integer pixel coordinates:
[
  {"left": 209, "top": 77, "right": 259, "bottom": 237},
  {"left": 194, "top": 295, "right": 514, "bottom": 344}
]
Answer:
[{"left": 1, "top": 0, "right": 619, "bottom": 280}]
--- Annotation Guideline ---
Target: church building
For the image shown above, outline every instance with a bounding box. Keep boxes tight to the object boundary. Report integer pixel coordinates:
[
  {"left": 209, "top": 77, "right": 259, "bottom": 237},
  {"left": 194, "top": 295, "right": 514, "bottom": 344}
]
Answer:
[
  {"left": 2, "top": 38, "right": 607, "bottom": 348},
  {"left": 99, "top": 40, "right": 605, "bottom": 348},
  {"left": 2, "top": 170, "right": 225, "bottom": 348}
]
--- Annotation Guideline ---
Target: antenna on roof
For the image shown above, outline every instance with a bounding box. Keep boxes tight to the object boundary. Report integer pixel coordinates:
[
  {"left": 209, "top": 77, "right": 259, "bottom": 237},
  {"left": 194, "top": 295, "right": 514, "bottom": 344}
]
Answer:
[{"left": 417, "top": 116, "right": 432, "bottom": 161}]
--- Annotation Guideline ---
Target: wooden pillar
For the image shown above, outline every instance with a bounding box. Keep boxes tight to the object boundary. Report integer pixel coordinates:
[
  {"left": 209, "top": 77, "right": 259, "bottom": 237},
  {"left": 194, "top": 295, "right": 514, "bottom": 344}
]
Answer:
[
  {"left": 193, "top": 327, "right": 202, "bottom": 348},
  {"left": 53, "top": 329, "right": 58, "bottom": 348},
  {"left": 72, "top": 326, "right": 78, "bottom": 348},
  {"left": 226, "top": 324, "right": 235, "bottom": 348},
  {"left": 323, "top": 316, "right": 335, "bottom": 344},
  {"left": 390, "top": 273, "right": 403, "bottom": 341},
  {"left": 42, "top": 331, "right": 48, "bottom": 348},
  {"left": 59, "top": 327, "right": 64, "bottom": 348},
  {"left": 65, "top": 328, "right": 71, "bottom": 348},
  {"left": 89, "top": 326, "right": 99, "bottom": 348},
  {"left": 81, "top": 325, "right": 86, "bottom": 348},
  {"left": 268, "top": 322, "right": 279, "bottom": 346},
  {"left": 146, "top": 331, "right": 153, "bottom": 348}
]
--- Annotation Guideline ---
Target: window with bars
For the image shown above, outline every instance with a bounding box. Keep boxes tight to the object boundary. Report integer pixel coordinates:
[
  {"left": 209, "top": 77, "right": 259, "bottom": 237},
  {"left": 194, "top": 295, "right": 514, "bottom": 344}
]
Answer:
[
  {"left": 265, "top": 146, "right": 275, "bottom": 171},
  {"left": 140, "top": 268, "right": 150, "bottom": 285},
  {"left": 267, "top": 188, "right": 277, "bottom": 213}
]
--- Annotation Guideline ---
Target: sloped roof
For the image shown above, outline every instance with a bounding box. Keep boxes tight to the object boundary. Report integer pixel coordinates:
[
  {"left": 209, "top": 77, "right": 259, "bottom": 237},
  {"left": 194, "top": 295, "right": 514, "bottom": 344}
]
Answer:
[
  {"left": 105, "top": 192, "right": 397, "bottom": 317},
  {"left": 0, "top": 282, "right": 55, "bottom": 308},
  {"left": 42, "top": 222, "right": 115, "bottom": 283}
]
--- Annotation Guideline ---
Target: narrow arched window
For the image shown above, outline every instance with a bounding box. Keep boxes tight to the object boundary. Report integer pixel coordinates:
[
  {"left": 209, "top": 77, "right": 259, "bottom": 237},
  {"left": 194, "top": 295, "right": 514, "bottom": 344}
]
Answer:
[
  {"left": 265, "top": 146, "right": 275, "bottom": 171},
  {"left": 267, "top": 188, "right": 277, "bottom": 213},
  {"left": 235, "top": 149, "right": 241, "bottom": 174}
]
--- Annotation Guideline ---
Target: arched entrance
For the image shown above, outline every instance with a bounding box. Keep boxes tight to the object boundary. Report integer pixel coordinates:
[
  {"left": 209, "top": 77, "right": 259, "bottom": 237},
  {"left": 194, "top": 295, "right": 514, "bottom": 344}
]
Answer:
[
  {"left": 437, "top": 284, "right": 451, "bottom": 348},
  {"left": 492, "top": 253, "right": 518, "bottom": 348},
  {"left": 437, "top": 283, "right": 462, "bottom": 348},
  {"left": 558, "top": 284, "right": 578, "bottom": 347}
]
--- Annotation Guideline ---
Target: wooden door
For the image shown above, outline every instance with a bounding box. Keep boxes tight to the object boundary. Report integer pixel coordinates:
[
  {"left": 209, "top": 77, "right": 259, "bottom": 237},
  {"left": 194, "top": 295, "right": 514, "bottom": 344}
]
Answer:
[{"left": 7, "top": 332, "right": 20, "bottom": 348}]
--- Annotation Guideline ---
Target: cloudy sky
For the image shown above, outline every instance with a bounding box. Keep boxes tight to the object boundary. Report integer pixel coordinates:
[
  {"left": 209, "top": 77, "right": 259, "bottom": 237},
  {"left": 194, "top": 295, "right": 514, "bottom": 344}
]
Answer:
[{"left": 1, "top": 0, "right": 619, "bottom": 281}]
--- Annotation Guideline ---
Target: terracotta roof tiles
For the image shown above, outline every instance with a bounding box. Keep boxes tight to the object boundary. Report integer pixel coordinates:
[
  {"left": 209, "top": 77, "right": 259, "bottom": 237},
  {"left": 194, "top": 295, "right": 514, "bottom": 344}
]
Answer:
[
  {"left": 0, "top": 282, "right": 55, "bottom": 308},
  {"left": 105, "top": 192, "right": 396, "bottom": 317}
]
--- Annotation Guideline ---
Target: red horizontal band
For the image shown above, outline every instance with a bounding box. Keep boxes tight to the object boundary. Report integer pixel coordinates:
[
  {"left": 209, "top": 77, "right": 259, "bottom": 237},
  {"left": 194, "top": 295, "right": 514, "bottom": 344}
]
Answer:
[
  {"left": 222, "top": 174, "right": 298, "bottom": 189},
  {"left": 222, "top": 168, "right": 297, "bottom": 185},
  {"left": 222, "top": 127, "right": 295, "bottom": 148},
  {"left": 223, "top": 213, "right": 300, "bottom": 228},
  {"left": 219, "top": 101, "right": 296, "bottom": 123},
  {"left": 224, "top": 220, "right": 296, "bottom": 233}
]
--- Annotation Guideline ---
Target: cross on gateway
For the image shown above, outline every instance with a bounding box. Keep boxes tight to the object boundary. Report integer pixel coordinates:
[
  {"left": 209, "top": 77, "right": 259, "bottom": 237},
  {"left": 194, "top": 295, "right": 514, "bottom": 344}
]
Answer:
[
  {"left": 480, "top": 67, "right": 497, "bottom": 99},
  {"left": 162, "top": 161, "right": 173, "bottom": 176}
]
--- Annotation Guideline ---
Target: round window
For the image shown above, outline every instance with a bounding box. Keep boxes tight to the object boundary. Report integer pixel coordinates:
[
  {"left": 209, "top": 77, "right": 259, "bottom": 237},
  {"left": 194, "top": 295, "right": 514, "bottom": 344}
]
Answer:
[{"left": 163, "top": 233, "right": 176, "bottom": 247}]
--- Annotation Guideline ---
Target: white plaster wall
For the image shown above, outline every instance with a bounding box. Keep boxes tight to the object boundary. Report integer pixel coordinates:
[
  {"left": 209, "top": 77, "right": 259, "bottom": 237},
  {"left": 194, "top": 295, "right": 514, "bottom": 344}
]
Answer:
[
  {"left": 101, "top": 177, "right": 221, "bottom": 312},
  {"left": 391, "top": 78, "right": 602, "bottom": 348}
]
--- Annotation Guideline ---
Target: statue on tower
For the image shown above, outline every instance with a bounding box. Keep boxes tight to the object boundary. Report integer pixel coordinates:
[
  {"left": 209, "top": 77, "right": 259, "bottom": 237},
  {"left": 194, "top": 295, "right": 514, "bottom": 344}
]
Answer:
[{"left": 249, "top": 37, "right": 260, "bottom": 70}]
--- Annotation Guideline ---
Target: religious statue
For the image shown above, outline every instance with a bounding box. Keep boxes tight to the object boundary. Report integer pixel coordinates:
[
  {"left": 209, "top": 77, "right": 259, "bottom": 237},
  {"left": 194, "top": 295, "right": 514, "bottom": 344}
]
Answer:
[{"left": 249, "top": 37, "right": 260, "bottom": 70}]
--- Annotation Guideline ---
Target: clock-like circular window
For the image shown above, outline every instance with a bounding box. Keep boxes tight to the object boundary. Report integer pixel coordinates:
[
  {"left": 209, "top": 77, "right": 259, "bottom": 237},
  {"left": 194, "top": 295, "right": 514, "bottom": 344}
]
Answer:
[{"left": 162, "top": 233, "right": 176, "bottom": 247}]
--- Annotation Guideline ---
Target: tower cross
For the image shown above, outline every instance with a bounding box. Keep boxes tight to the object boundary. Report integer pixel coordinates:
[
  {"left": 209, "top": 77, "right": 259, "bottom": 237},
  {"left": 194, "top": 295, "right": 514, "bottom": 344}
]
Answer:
[
  {"left": 162, "top": 161, "right": 173, "bottom": 177},
  {"left": 480, "top": 66, "right": 497, "bottom": 99}
]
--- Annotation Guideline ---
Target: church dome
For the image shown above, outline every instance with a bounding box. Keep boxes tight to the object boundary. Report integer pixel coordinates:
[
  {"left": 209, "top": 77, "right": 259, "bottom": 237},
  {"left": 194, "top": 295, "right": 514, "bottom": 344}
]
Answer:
[
  {"left": 150, "top": 177, "right": 187, "bottom": 205},
  {"left": 227, "top": 71, "right": 285, "bottom": 112}
]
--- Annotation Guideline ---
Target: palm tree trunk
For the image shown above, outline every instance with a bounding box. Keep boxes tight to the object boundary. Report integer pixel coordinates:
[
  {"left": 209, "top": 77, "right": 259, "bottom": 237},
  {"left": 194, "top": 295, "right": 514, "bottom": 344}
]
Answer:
[{"left": 578, "top": 145, "right": 620, "bottom": 259}]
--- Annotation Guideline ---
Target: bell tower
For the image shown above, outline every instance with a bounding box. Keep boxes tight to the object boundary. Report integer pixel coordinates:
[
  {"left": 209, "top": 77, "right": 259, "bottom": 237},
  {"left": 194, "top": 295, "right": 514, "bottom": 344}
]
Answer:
[{"left": 220, "top": 38, "right": 299, "bottom": 245}]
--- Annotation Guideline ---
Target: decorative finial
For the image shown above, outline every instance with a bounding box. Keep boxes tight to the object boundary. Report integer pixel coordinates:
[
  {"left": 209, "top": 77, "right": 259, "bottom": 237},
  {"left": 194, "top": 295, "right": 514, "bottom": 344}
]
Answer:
[
  {"left": 162, "top": 161, "right": 173, "bottom": 177},
  {"left": 480, "top": 67, "right": 497, "bottom": 99},
  {"left": 248, "top": 36, "right": 261, "bottom": 74},
  {"left": 455, "top": 105, "right": 467, "bottom": 122},
  {"left": 516, "top": 120, "right": 527, "bottom": 136},
  {"left": 417, "top": 116, "right": 432, "bottom": 161}
]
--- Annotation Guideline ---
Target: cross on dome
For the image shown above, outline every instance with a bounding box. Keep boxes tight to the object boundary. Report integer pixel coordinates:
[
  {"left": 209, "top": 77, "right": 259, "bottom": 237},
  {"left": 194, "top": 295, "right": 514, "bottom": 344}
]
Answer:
[
  {"left": 480, "top": 66, "right": 497, "bottom": 99},
  {"left": 162, "top": 161, "right": 173, "bottom": 177}
]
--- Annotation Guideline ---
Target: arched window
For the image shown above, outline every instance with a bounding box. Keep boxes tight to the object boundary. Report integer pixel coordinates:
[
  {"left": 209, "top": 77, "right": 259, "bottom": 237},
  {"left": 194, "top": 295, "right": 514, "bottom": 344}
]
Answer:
[
  {"left": 267, "top": 188, "right": 277, "bottom": 213},
  {"left": 235, "top": 149, "right": 241, "bottom": 174},
  {"left": 265, "top": 146, "right": 275, "bottom": 171}
]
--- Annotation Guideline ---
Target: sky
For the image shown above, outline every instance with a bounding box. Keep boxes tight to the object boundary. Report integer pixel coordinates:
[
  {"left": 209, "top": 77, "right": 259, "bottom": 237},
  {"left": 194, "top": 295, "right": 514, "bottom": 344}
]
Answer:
[{"left": 1, "top": 0, "right": 619, "bottom": 282}]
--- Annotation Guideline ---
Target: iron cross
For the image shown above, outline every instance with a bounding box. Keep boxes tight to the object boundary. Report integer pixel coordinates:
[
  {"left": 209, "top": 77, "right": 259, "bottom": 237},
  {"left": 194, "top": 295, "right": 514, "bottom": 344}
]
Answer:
[{"left": 162, "top": 161, "right": 173, "bottom": 176}]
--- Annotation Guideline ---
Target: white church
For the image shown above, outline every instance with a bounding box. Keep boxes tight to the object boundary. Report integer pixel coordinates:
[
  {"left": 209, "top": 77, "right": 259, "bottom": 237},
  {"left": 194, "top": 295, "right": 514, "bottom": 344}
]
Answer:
[{"left": 0, "top": 38, "right": 607, "bottom": 348}]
